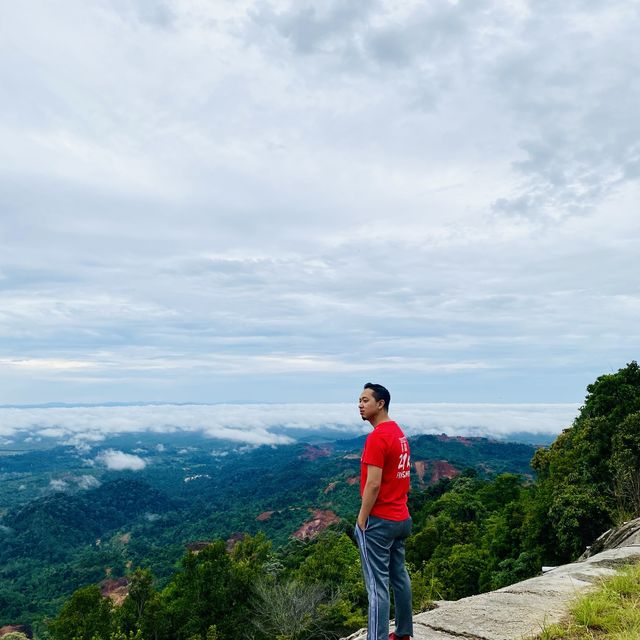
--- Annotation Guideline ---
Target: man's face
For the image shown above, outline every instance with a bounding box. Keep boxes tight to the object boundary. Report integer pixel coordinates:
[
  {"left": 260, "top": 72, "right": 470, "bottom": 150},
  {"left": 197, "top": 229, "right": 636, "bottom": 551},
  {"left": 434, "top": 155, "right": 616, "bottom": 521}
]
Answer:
[{"left": 359, "top": 388, "right": 382, "bottom": 422}]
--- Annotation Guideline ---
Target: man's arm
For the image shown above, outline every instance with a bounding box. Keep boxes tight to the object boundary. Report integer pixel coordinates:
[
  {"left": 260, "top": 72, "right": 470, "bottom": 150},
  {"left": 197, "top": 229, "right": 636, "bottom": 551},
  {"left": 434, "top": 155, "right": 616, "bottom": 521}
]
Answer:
[{"left": 357, "top": 464, "right": 383, "bottom": 529}]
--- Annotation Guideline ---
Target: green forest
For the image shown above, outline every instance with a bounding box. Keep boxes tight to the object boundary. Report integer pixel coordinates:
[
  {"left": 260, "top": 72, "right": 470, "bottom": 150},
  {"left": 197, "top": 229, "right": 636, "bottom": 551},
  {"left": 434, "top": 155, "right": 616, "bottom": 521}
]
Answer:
[
  {"left": 3, "top": 362, "right": 640, "bottom": 640},
  {"left": 0, "top": 425, "right": 534, "bottom": 635}
]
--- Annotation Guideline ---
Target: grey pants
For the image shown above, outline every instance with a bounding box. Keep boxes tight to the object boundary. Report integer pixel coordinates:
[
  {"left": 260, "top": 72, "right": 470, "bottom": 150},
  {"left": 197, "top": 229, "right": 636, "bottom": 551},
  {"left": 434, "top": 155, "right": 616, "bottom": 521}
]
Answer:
[{"left": 355, "top": 515, "right": 413, "bottom": 640}]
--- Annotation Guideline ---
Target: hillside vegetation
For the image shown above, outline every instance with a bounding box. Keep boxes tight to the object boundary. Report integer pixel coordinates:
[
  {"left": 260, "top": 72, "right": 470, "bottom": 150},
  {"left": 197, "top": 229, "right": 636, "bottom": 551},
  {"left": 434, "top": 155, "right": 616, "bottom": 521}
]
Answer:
[
  {"left": 0, "top": 430, "right": 533, "bottom": 634},
  {"left": 2, "top": 362, "right": 639, "bottom": 639}
]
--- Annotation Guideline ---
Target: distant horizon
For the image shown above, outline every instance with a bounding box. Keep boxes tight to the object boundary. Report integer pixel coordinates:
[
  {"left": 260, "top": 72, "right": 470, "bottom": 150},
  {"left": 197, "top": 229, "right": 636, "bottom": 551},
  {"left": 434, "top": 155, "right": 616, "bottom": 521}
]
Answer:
[
  {"left": 0, "top": 401, "right": 578, "bottom": 450},
  {"left": 0, "top": 399, "right": 581, "bottom": 408}
]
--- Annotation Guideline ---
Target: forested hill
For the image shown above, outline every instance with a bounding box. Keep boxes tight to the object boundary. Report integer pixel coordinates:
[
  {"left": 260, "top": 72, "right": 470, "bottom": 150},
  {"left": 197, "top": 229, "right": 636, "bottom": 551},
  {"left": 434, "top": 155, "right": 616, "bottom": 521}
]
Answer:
[
  {"left": 4, "top": 362, "right": 640, "bottom": 640},
  {"left": 0, "top": 429, "right": 535, "bottom": 633}
]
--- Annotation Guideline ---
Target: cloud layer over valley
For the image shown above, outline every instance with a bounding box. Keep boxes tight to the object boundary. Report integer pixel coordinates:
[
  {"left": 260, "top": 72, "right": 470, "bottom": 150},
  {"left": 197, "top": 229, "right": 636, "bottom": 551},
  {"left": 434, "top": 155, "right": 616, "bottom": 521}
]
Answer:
[{"left": 0, "top": 402, "right": 578, "bottom": 448}]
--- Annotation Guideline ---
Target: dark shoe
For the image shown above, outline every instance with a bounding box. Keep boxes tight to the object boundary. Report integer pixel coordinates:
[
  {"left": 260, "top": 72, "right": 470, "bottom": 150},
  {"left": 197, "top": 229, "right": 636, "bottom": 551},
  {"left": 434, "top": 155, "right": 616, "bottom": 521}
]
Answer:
[{"left": 389, "top": 634, "right": 411, "bottom": 640}]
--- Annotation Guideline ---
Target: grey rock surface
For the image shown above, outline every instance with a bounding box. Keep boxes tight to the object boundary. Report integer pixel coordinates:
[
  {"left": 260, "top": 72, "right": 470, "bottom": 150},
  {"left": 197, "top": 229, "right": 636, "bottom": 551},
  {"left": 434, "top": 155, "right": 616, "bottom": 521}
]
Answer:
[
  {"left": 344, "top": 543, "right": 640, "bottom": 640},
  {"left": 579, "top": 516, "right": 640, "bottom": 559}
]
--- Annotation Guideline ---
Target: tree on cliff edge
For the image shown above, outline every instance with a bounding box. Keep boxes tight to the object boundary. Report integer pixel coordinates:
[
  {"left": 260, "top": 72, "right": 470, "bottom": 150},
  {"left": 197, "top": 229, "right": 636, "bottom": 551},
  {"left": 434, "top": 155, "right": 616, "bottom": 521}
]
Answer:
[{"left": 532, "top": 361, "right": 640, "bottom": 561}]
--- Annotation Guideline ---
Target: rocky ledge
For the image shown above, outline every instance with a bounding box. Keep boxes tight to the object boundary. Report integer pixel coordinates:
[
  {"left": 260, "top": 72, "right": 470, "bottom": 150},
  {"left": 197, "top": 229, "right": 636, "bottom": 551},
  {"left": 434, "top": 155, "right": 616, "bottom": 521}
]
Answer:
[{"left": 345, "top": 518, "right": 640, "bottom": 640}]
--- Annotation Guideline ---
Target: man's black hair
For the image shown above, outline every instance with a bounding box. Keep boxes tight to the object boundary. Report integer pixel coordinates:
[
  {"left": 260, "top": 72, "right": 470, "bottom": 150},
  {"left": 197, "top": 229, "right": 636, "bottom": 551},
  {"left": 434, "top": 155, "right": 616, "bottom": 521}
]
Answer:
[{"left": 364, "top": 382, "right": 391, "bottom": 411}]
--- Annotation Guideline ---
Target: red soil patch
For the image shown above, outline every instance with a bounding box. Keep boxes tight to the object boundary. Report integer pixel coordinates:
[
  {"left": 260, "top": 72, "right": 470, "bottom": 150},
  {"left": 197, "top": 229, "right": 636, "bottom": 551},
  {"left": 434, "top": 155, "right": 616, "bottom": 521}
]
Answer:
[
  {"left": 256, "top": 511, "right": 274, "bottom": 521},
  {"left": 324, "top": 482, "right": 337, "bottom": 494},
  {"left": 292, "top": 509, "right": 340, "bottom": 540},
  {"left": 226, "top": 532, "right": 245, "bottom": 552},
  {"left": 413, "top": 460, "right": 427, "bottom": 485},
  {"left": 100, "top": 577, "right": 130, "bottom": 606},
  {"left": 435, "top": 433, "right": 472, "bottom": 446},
  {"left": 346, "top": 476, "right": 358, "bottom": 485},
  {"left": 300, "top": 445, "right": 333, "bottom": 461},
  {"left": 0, "top": 625, "right": 32, "bottom": 638},
  {"left": 430, "top": 460, "right": 460, "bottom": 483},
  {"left": 186, "top": 540, "right": 211, "bottom": 554},
  {"left": 413, "top": 459, "right": 459, "bottom": 486}
]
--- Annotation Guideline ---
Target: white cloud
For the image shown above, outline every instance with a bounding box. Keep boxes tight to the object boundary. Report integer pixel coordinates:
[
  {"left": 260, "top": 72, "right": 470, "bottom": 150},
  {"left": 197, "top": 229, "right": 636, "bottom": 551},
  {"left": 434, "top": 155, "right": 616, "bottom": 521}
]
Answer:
[
  {"left": 48, "top": 475, "right": 101, "bottom": 491},
  {"left": 49, "top": 479, "right": 69, "bottom": 491},
  {"left": 76, "top": 474, "right": 101, "bottom": 489},
  {"left": 0, "top": 402, "right": 577, "bottom": 447},
  {"left": 395, "top": 403, "right": 577, "bottom": 438},
  {"left": 96, "top": 449, "right": 147, "bottom": 471}
]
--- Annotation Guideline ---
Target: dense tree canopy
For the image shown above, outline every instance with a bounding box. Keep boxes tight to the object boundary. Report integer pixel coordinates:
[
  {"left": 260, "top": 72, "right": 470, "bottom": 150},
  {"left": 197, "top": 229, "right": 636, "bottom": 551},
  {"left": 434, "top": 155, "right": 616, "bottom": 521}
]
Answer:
[{"left": 532, "top": 361, "right": 640, "bottom": 560}]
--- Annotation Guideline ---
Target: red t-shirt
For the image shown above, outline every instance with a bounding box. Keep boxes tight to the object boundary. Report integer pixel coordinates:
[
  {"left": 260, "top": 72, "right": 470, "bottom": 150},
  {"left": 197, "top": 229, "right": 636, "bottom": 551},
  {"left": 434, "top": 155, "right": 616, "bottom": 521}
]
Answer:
[{"left": 360, "top": 420, "right": 411, "bottom": 521}]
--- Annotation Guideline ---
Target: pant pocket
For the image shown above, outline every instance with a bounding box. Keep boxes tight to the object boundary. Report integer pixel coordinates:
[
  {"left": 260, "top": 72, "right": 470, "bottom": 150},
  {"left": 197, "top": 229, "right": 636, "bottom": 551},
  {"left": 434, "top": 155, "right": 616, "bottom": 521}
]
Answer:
[{"left": 356, "top": 516, "right": 370, "bottom": 532}]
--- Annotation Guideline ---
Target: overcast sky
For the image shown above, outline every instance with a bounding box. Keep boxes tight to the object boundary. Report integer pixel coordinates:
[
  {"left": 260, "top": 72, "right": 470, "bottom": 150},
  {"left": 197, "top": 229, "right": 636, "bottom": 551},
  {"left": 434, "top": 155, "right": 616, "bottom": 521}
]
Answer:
[{"left": 1, "top": 0, "right": 638, "bottom": 410}]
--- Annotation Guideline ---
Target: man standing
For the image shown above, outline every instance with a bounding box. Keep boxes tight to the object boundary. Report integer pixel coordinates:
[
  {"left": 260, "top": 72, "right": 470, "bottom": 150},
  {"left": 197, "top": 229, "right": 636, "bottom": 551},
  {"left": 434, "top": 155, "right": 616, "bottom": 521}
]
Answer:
[{"left": 355, "top": 383, "right": 413, "bottom": 640}]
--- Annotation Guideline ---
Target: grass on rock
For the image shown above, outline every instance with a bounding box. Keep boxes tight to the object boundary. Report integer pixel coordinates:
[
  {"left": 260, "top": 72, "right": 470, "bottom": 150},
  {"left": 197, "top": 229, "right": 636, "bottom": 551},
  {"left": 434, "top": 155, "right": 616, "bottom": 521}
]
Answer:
[{"left": 536, "top": 561, "right": 640, "bottom": 639}]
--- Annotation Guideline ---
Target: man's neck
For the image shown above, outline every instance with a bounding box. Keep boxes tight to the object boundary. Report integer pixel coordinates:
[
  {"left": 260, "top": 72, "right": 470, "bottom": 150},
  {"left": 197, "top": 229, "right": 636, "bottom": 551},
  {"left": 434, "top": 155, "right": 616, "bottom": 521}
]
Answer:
[{"left": 369, "top": 412, "right": 390, "bottom": 428}]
